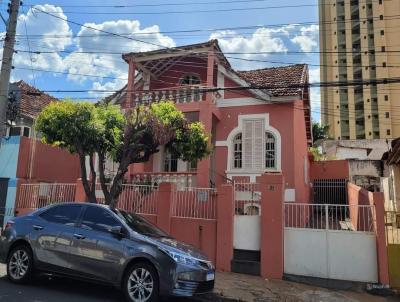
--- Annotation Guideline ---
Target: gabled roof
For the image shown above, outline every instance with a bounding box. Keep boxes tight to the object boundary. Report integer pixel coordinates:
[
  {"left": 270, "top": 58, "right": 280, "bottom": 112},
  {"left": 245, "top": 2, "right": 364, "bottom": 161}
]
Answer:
[
  {"left": 10, "top": 80, "right": 58, "bottom": 119},
  {"left": 122, "top": 39, "right": 231, "bottom": 68},
  {"left": 236, "top": 64, "right": 308, "bottom": 97}
]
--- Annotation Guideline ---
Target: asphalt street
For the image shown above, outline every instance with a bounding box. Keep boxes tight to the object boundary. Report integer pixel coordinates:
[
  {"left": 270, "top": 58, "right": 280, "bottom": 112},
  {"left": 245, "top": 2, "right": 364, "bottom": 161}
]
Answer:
[{"left": 0, "top": 264, "right": 214, "bottom": 302}]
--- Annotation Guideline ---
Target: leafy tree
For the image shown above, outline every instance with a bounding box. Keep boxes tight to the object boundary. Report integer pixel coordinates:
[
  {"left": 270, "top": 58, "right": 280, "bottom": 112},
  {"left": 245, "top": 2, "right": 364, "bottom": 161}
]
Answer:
[
  {"left": 36, "top": 100, "right": 211, "bottom": 208},
  {"left": 312, "top": 121, "right": 330, "bottom": 143}
]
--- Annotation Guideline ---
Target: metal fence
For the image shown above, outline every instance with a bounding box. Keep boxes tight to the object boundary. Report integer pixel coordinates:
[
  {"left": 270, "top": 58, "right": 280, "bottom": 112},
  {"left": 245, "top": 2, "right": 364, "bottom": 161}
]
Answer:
[
  {"left": 313, "top": 179, "right": 348, "bottom": 204},
  {"left": 284, "top": 203, "right": 376, "bottom": 232},
  {"left": 95, "top": 184, "right": 159, "bottom": 215},
  {"left": 234, "top": 182, "right": 261, "bottom": 216},
  {"left": 17, "top": 183, "right": 77, "bottom": 208},
  {"left": 172, "top": 187, "right": 217, "bottom": 220}
]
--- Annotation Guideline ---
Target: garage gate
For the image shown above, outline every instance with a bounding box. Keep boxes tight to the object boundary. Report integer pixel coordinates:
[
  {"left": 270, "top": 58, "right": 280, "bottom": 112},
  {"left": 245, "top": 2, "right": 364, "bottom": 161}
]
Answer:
[{"left": 284, "top": 203, "right": 378, "bottom": 283}]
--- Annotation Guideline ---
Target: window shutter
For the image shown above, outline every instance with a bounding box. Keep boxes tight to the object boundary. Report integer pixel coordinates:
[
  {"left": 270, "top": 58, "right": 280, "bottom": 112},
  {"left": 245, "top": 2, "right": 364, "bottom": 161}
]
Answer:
[
  {"left": 253, "top": 120, "right": 264, "bottom": 170},
  {"left": 243, "top": 119, "right": 264, "bottom": 171},
  {"left": 243, "top": 120, "right": 254, "bottom": 170}
]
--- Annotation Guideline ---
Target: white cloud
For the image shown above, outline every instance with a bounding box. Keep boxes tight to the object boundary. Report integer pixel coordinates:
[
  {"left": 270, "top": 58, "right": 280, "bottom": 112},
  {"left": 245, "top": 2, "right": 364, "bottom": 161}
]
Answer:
[
  {"left": 213, "top": 27, "right": 289, "bottom": 55},
  {"left": 12, "top": 4, "right": 72, "bottom": 75},
  {"left": 210, "top": 27, "right": 289, "bottom": 70},
  {"left": 63, "top": 19, "right": 176, "bottom": 91},
  {"left": 19, "top": 4, "right": 72, "bottom": 50},
  {"left": 10, "top": 6, "right": 177, "bottom": 97},
  {"left": 291, "top": 25, "right": 319, "bottom": 52},
  {"left": 90, "top": 78, "right": 127, "bottom": 98}
]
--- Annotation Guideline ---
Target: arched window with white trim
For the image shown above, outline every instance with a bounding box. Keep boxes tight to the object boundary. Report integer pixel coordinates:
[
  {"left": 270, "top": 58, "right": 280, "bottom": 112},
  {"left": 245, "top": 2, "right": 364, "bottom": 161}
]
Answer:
[
  {"left": 265, "top": 132, "right": 276, "bottom": 169},
  {"left": 233, "top": 133, "right": 242, "bottom": 169},
  {"left": 227, "top": 115, "right": 281, "bottom": 173}
]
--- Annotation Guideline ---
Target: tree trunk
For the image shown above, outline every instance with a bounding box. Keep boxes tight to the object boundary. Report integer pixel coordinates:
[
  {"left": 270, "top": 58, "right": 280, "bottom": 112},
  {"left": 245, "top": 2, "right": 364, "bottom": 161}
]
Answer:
[
  {"left": 108, "top": 157, "right": 130, "bottom": 209},
  {"left": 78, "top": 153, "right": 97, "bottom": 203},
  {"left": 88, "top": 154, "right": 97, "bottom": 203},
  {"left": 98, "top": 152, "right": 111, "bottom": 203}
]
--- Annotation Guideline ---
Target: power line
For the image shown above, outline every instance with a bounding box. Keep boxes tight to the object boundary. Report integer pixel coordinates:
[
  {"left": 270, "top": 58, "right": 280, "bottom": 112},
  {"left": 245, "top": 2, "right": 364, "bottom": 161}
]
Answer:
[
  {"left": 24, "top": 1, "right": 386, "bottom": 16},
  {"left": 14, "top": 67, "right": 128, "bottom": 80},
  {"left": 20, "top": 0, "right": 313, "bottom": 8},
  {"left": 48, "top": 4, "right": 319, "bottom": 15},
  {"left": 7, "top": 77, "right": 400, "bottom": 94},
  {"left": 13, "top": 11, "right": 400, "bottom": 39},
  {"left": 31, "top": 7, "right": 172, "bottom": 50},
  {"left": 12, "top": 45, "right": 400, "bottom": 73},
  {"left": 30, "top": 5, "right": 400, "bottom": 53}
]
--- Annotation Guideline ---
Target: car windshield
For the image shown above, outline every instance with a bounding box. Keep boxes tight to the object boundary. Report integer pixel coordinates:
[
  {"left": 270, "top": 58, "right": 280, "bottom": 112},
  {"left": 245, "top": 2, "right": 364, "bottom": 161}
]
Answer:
[{"left": 115, "top": 210, "right": 169, "bottom": 238}]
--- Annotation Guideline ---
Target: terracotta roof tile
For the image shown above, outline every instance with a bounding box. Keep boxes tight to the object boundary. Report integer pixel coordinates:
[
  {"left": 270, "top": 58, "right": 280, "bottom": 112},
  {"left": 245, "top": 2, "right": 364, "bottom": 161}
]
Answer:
[
  {"left": 236, "top": 64, "right": 308, "bottom": 96},
  {"left": 11, "top": 80, "right": 59, "bottom": 119}
]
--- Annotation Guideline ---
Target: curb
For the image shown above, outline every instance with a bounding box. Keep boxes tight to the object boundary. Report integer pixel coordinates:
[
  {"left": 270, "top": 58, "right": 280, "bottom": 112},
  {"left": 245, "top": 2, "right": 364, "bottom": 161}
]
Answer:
[{"left": 192, "top": 293, "right": 244, "bottom": 302}]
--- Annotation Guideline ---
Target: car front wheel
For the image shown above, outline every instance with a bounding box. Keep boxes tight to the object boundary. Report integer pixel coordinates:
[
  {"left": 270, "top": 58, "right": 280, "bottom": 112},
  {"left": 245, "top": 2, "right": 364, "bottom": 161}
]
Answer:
[
  {"left": 6, "top": 245, "right": 34, "bottom": 284},
  {"left": 123, "top": 262, "right": 159, "bottom": 302}
]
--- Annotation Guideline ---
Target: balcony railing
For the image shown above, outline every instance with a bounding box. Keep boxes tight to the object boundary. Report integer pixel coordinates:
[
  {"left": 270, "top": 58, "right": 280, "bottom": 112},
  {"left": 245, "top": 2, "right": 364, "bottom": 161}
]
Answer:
[
  {"left": 131, "top": 87, "right": 209, "bottom": 105},
  {"left": 130, "top": 172, "right": 197, "bottom": 190}
]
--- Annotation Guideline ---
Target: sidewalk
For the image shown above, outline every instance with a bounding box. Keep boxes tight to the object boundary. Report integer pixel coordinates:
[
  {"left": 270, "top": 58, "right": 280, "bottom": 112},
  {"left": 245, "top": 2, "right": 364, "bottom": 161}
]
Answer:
[{"left": 200, "top": 272, "right": 398, "bottom": 302}]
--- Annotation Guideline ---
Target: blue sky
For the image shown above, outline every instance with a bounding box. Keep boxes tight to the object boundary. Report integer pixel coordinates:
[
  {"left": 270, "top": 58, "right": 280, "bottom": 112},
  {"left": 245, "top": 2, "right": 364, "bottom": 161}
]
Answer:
[{"left": 0, "top": 0, "right": 321, "bottom": 120}]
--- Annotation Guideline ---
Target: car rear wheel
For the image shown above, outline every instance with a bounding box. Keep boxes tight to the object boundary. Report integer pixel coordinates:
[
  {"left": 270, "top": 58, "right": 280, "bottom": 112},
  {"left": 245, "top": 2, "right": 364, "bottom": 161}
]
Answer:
[
  {"left": 123, "top": 262, "right": 159, "bottom": 302},
  {"left": 6, "top": 245, "right": 34, "bottom": 284}
]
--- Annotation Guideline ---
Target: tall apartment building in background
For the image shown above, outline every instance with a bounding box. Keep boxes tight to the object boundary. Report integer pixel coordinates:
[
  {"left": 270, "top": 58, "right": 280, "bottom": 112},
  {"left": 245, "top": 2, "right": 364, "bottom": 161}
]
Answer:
[{"left": 319, "top": 0, "right": 400, "bottom": 140}]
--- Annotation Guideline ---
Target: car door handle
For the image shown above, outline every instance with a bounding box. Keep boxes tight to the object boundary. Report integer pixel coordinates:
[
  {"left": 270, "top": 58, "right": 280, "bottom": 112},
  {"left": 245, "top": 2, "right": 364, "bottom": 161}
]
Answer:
[
  {"left": 33, "top": 225, "right": 44, "bottom": 231},
  {"left": 73, "top": 233, "right": 85, "bottom": 240}
]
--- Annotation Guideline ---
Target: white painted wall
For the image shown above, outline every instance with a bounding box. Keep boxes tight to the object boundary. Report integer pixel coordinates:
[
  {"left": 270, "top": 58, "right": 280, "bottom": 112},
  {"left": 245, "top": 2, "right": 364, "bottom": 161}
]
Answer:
[
  {"left": 234, "top": 216, "right": 261, "bottom": 251},
  {"left": 284, "top": 228, "right": 378, "bottom": 283}
]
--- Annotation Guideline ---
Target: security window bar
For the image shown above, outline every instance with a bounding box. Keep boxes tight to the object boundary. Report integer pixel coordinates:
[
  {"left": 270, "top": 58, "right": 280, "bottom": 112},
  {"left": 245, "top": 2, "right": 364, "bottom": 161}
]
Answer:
[
  {"left": 233, "top": 133, "right": 243, "bottom": 169},
  {"left": 265, "top": 132, "right": 276, "bottom": 169}
]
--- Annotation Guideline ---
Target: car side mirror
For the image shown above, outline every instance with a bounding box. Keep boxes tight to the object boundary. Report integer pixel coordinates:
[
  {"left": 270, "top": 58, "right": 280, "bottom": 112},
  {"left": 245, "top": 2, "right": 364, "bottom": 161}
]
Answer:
[{"left": 110, "top": 226, "right": 125, "bottom": 237}]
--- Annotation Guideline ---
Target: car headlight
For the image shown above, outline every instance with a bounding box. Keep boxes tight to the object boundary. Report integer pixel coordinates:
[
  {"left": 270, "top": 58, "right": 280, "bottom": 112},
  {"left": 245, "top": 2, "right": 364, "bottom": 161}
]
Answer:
[{"left": 160, "top": 248, "right": 199, "bottom": 266}]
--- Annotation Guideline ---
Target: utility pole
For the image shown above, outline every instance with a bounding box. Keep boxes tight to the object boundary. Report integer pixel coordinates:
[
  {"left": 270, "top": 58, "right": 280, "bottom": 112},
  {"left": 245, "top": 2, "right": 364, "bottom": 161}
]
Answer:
[{"left": 0, "top": 0, "right": 20, "bottom": 139}]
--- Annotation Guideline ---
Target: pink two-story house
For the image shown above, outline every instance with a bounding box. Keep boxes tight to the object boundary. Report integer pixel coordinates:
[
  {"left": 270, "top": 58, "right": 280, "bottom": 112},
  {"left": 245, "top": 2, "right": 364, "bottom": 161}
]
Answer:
[{"left": 106, "top": 40, "right": 312, "bottom": 203}]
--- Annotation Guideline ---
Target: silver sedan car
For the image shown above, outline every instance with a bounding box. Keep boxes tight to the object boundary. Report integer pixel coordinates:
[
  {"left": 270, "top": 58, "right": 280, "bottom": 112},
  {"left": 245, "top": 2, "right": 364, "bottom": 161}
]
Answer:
[{"left": 0, "top": 203, "right": 215, "bottom": 302}]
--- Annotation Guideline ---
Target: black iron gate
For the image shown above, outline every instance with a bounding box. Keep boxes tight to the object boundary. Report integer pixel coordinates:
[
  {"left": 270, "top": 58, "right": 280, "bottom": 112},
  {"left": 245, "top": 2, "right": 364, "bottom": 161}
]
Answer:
[
  {"left": 0, "top": 178, "right": 9, "bottom": 226},
  {"left": 313, "top": 179, "right": 348, "bottom": 204}
]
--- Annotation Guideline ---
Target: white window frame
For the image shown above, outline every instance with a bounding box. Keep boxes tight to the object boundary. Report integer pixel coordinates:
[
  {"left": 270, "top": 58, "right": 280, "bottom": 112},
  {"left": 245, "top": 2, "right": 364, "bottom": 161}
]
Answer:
[
  {"left": 233, "top": 133, "right": 243, "bottom": 169},
  {"left": 265, "top": 131, "right": 277, "bottom": 170},
  {"left": 221, "top": 114, "right": 282, "bottom": 173}
]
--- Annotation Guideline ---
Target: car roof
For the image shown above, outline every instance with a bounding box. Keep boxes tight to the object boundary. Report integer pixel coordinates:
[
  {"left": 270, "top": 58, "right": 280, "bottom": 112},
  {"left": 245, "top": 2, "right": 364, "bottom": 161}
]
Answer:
[{"left": 42, "top": 202, "right": 111, "bottom": 211}]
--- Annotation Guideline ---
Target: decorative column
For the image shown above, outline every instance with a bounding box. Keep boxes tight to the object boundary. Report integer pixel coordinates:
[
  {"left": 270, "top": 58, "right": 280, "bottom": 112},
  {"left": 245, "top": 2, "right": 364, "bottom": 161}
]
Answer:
[
  {"left": 197, "top": 48, "right": 215, "bottom": 187},
  {"left": 216, "top": 184, "right": 234, "bottom": 271},
  {"left": 156, "top": 182, "right": 176, "bottom": 233},
  {"left": 256, "top": 173, "right": 285, "bottom": 280},
  {"left": 370, "top": 191, "right": 390, "bottom": 285},
  {"left": 124, "top": 58, "right": 136, "bottom": 109}
]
